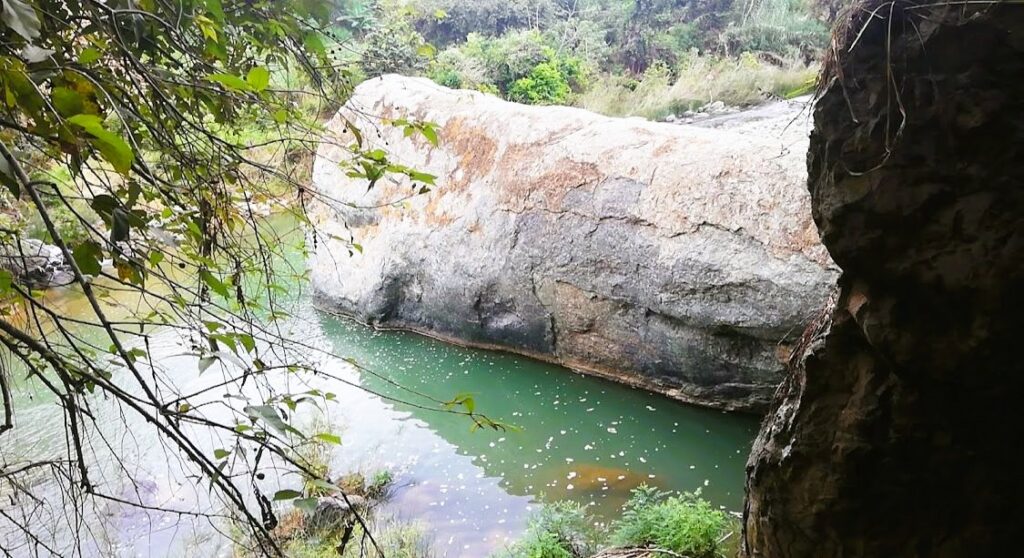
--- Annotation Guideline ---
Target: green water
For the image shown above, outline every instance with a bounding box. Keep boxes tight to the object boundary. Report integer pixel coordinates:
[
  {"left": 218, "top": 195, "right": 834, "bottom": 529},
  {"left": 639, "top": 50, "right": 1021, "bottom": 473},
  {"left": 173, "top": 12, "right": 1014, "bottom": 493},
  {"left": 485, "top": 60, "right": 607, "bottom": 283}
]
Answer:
[
  {"left": 0, "top": 215, "right": 759, "bottom": 557},
  {"left": 302, "top": 310, "right": 759, "bottom": 554}
]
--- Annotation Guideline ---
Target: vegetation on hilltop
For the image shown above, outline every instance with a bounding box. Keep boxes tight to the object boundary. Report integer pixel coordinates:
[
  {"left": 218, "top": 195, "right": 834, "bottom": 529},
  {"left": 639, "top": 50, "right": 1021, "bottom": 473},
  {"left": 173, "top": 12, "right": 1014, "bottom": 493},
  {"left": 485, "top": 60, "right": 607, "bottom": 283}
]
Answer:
[{"left": 341, "top": 0, "right": 837, "bottom": 117}]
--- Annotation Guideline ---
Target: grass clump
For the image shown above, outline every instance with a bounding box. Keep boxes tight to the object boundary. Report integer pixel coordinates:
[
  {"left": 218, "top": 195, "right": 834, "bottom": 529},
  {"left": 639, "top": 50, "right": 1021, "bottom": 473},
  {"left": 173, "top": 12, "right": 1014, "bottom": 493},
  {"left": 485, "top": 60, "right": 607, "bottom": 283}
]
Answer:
[
  {"left": 577, "top": 53, "right": 816, "bottom": 120},
  {"left": 608, "top": 486, "right": 731, "bottom": 558},
  {"left": 281, "top": 517, "right": 434, "bottom": 558}
]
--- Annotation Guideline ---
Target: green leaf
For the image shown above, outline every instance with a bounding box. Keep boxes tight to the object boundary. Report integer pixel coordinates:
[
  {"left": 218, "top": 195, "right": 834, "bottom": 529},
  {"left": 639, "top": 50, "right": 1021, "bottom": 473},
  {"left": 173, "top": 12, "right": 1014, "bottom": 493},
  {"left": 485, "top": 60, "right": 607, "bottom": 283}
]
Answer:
[
  {"left": 408, "top": 170, "right": 436, "bottom": 185},
  {"left": 195, "top": 14, "right": 218, "bottom": 42},
  {"left": 204, "top": 0, "right": 225, "bottom": 22},
  {"left": 1, "top": 155, "right": 19, "bottom": 197},
  {"left": 308, "top": 479, "right": 338, "bottom": 492},
  {"left": 178, "top": 403, "right": 190, "bottom": 413},
  {"left": 206, "top": 73, "right": 252, "bottom": 92},
  {"left": 420, "top": 125, "right": 438, "bottom": 147},
  {"left": 71, "top": 241, "right": 103, "bottom": 276},
  {"left": 294, "top": 497, "right": 318, "bottom": 514},
  {"left": 246, "top": 66, "right": 270, "bottom": 92},
  {"left": 90, "top": 194, "right": 118, "bottom": 216},
  {"left": 238, "top": 333, "right": 256, "bottom": 353},
  {"left": 213, "top": 448, "right": 231, "bottom": 459},
  {"left": 273, "top": 489, "right": 302, "bottom": 501},
  {"left": 417, "top": 43, "right": 437, "bottom": 59},
  {"left": 200, "top": 270, "right": 230, "bottom": 298},
  {"left": 78, "top": 47, "right": 102, "bottom": 64},
  {"left": 67, "top": 114, "right": 134, "bottom": 175},
  {"left": 53, "top": 87, "right": 84, "bottom": 117},
  {"left": 1, "top": 0, "right": 41, "bottom": 40},
  {"left": 110, "top": 209, "right": 131, "bottom": 243},
  {"left": 244, "top": 404, "right": 299, "bottom": 436},
  {"left": 303, "top": 33, "right": 326, "bottom": 56},
  {"left": 313, "top": 433, "right": 341, "bottom": 446},
  {"left": 198, "top": 356, "right": 217, "bottom": 373},
  {"left": 0, "top": 269, "right": 13, "bottom": 294}
]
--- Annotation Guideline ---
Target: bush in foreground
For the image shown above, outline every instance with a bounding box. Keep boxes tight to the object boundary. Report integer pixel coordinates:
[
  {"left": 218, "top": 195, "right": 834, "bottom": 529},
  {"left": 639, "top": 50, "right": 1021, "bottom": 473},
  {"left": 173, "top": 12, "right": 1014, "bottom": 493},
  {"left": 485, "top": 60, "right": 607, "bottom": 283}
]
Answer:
[
  {"left": 499, "top": 485, "right": 734, "bottom": 558},
  {"left": 501, "top": 500, "right": 599, "bottom": 558},
  {"left": 609, "top": 486, "right": 730, "bottom": 558}
]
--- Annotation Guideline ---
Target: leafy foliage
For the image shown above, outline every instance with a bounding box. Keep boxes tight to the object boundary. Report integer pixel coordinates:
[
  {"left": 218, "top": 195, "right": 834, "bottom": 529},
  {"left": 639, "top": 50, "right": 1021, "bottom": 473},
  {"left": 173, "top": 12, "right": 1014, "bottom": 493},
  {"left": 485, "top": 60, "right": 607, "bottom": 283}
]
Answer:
[
  {"left": 359, "top": 4, "right": 431, "bottom": 78},
  {"left": 609, "top": 485, "right": 731, "bottom": 558},
  {"left": 508, "top": 62, "right": 572, "bottom": 105},
  {"left": 0, "top": 0, "right": 458, "bottom": 555},
  {"left": 427, "top": 30, "right": 588, "bottom": 104},
  {"left": 502, "top": 500, "right": 599, "bottom": 558},
  {"left": 501, "top": 487, "right": 735, "bottom": 558},
  {"left": 411, "top": 0, "right": 828, "bottom": 110}
]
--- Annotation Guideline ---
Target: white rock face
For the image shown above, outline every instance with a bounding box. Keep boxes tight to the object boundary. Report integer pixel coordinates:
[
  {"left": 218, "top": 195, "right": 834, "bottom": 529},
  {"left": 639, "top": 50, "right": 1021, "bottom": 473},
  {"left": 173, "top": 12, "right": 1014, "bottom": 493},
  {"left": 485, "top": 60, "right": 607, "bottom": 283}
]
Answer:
[{"left": 310, "top": 75, "right": 837, "bottom": 412}]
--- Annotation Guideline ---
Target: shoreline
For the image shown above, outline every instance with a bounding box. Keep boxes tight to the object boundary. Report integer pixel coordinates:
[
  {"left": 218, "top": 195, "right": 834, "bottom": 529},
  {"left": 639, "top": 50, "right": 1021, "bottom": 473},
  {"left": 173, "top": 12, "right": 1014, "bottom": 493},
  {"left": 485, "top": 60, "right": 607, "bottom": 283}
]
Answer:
[{"left": 312, "top": 299, "right": 765, "bottom": 415}]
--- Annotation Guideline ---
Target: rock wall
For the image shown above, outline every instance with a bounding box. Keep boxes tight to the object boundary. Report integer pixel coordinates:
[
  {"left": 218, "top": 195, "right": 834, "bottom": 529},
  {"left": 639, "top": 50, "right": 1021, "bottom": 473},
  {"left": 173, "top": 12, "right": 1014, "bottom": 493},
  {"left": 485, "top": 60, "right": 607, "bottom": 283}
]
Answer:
[
  {"left": 745, "top": 2, "right": 1024, "bottom": 555},
  {"left": 310, "top": 76, "right": 837, "bottom": 412}
]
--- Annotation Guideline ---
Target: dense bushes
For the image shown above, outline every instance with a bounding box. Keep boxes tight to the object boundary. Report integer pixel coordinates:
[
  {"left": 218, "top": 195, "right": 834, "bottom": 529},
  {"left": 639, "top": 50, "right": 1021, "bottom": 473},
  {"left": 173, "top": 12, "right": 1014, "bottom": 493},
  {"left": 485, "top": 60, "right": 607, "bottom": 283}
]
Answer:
[
  {"left": 427, "top": 31, "right": 589, "bottom": 104},
  {"left": 507, "top": 62, "right": 572, "bottom": 104},
  {"left": 609, "top": 486, "right": 730, "bottom": 557},
  {"left": 411, "top": 0, "right": 555, "bottom": 48},
  {"left": 352, "top": 0, "right": 830, "bottom": 113},
  {"left": 359, "top": 10, "right": 430, "bottom": 78}
]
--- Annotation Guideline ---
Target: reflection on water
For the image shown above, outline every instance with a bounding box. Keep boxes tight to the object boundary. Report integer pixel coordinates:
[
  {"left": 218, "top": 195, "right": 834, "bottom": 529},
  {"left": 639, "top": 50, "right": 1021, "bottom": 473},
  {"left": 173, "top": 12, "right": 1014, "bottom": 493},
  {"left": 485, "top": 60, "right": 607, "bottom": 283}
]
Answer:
[
  {"left": 2, "top": 301, "right": 757, "bottom": 557},
  {"left": 0, "top": 213, "right": 758, "bottom": 557},
  {"left": 308, "top": 312, "right": 759, "bottom": 556}
]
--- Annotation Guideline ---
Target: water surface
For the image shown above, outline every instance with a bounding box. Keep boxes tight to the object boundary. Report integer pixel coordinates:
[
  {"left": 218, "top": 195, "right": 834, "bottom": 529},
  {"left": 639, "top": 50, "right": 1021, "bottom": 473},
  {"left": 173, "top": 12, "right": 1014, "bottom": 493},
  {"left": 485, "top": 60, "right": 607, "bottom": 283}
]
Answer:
[{"left": 0, "top": 217, "right": 759, "bottom": 557}]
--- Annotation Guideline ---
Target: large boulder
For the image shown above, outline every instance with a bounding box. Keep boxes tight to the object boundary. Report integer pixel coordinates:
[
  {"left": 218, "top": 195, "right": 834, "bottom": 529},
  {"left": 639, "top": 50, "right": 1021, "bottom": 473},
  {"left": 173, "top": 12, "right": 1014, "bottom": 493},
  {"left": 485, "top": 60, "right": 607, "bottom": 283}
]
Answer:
[
  {"left": 310, "top": 76, "right": 836, "bottom": 412},
  {"left": 745, "top": 3, "right": 1024, "bottom": 555}
]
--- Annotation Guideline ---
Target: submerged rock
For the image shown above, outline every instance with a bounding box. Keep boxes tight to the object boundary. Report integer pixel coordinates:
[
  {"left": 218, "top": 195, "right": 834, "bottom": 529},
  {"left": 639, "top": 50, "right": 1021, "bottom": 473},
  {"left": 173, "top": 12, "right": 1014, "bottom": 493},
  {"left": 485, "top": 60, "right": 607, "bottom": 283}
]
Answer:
[{"left": 310, "top": 75, "right": 837, "bottom": 412}]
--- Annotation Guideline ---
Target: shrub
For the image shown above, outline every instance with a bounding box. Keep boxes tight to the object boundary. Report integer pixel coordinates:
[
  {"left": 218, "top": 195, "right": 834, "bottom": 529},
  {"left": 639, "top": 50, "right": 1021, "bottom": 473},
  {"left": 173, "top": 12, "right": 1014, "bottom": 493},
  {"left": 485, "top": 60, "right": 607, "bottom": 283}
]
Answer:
[
  {"left": 427, "top": 46, "right": 493, "bottom": 90},
  {"left": 507, "top": 61, "right": 571, "bottom": 105},
  {"left": 501, "top": 500, "right": 599, "bottom": 558},
  {"left": 511, "top": 531, "right": 572, "bottom": 558},
  {"left": 487, "top": 29, "right": 551, "bottom": 91},
  {"left": 609, "top": 485, "right": 730, "bottom": 558},
  {"left": 360, "top": 12, "right": 429, "bottom": 78},
  {"left": 411, "top": 0, "right": 555, "bottom": 48},
  {"left": 431, "top": 30, "right": 589, "bottom": 103}
]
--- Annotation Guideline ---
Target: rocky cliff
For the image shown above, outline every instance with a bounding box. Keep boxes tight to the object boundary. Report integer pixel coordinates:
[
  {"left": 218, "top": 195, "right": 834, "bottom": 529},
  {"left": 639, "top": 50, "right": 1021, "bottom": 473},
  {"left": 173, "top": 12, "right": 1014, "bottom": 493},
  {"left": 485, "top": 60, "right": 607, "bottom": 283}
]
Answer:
[
  {"left": 310, "top": 76, "right": 837, "bottom": 412},
  {"left": 745, "top": 2, "right": 1024, "bottom": 555}
]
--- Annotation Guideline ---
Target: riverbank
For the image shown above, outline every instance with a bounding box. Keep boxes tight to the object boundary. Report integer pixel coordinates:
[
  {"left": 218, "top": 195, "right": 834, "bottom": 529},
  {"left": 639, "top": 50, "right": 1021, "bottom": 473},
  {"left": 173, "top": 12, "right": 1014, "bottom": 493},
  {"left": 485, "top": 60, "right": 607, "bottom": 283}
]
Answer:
[{"left": 314, "top": 303, "right": 763, "bottom": 413}]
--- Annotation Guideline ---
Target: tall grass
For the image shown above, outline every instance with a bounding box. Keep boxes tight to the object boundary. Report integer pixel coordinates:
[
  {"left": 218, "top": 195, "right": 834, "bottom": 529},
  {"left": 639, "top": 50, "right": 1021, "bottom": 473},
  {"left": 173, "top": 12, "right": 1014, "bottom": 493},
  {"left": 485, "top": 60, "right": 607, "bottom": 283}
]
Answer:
[{"left": 576, "top": 53, "right": 817, "bottom": 120}]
